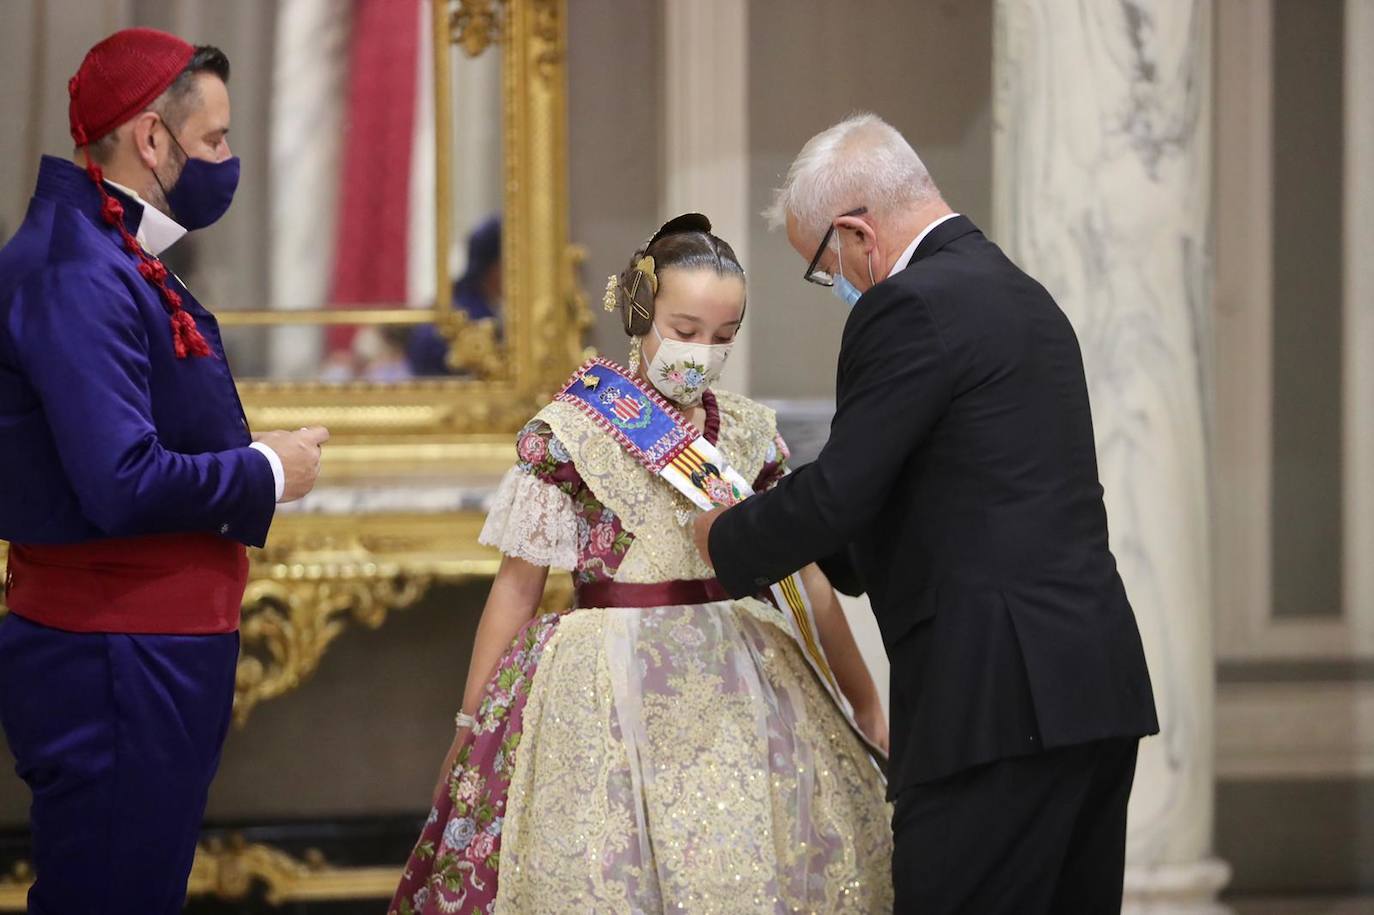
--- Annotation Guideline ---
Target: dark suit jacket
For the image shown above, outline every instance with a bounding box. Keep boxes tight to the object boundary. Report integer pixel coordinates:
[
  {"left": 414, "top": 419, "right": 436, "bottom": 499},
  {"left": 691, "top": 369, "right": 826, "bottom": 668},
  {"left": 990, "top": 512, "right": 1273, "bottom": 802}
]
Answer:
[{"left": 710, "top": 216, "right": 1159, "bottom": 798}]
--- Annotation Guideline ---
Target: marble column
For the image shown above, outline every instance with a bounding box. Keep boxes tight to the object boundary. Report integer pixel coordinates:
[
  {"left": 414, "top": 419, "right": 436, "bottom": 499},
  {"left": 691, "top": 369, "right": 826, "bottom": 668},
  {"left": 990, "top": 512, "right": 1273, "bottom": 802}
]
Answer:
[
  {"left": 661, "top": 0, "right": 751, "bottom": 394},
  {"left": 994, "top": 1, "right": 1228, "bottom": 910}
]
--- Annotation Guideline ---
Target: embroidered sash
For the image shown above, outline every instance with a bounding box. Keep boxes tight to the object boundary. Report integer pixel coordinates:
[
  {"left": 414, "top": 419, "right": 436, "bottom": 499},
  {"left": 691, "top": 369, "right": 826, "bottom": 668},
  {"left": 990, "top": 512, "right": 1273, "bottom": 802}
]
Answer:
[{"left": 556, "top": 357, "right": 884, "bottom": 762}]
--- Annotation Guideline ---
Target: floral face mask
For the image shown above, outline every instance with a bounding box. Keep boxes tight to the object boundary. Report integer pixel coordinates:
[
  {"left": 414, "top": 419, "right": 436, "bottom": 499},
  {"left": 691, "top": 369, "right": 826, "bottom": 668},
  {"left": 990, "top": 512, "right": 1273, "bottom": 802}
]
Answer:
[{"left": 644, "top": 323, "right": 733, "bottom": 406}]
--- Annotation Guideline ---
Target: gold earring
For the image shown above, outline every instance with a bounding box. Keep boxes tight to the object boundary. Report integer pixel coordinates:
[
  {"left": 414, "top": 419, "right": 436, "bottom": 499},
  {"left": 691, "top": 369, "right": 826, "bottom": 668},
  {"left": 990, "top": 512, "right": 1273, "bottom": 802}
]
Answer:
[{"left": 628, "top": 335, "right": 643, "bottom": 373}]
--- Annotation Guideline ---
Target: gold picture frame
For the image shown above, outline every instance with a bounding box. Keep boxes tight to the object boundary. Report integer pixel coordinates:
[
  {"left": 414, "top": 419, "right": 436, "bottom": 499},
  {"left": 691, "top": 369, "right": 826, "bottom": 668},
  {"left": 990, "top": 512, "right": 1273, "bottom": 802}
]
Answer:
[{"left": 215, "top": 0, "right": 589, "bottom": 470}]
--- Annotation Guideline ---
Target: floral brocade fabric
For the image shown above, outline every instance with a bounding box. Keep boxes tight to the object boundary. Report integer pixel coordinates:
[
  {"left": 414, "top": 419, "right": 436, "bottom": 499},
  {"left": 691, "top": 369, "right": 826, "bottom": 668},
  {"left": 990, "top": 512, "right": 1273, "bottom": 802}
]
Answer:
[
  {"left": 391, "top": 615, "right": 559, "bottom": 915},
  {"left": 390, "top": 374, "right": 893, "bottom": 914}
]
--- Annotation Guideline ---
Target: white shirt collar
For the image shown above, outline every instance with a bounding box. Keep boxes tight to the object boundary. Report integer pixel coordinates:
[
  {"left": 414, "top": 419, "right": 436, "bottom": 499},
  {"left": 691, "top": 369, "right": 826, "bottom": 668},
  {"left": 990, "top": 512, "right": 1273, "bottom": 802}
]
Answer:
[
  {"left": 103, "top": 179, "right": 188, "bottom": 256},
  {"left": 886, "top": 213, "right": 961, "bottom": 278}
]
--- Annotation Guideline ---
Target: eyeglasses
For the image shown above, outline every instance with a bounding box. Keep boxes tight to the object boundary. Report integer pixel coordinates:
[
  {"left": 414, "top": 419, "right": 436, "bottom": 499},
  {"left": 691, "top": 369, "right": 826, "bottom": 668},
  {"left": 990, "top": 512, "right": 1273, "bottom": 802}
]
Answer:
[{"left": 803, "top": 207, "right": 868, "bottom": 286}]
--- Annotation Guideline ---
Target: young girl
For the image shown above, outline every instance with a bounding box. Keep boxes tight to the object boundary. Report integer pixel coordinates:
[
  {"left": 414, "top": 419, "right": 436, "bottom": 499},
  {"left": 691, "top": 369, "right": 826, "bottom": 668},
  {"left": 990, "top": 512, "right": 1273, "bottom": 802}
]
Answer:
[{"left": 390, "top": 215, "right": 892, "bottom": 914}]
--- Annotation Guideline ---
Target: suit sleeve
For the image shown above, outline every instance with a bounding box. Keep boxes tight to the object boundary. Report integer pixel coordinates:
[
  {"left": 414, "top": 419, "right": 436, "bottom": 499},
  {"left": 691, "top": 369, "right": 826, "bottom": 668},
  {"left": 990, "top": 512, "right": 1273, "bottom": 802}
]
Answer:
[
  {"left": 15, "top": 265, "right": 276, "bottom": 546},
  {"left": 817, "top": 544, "right": 865, "bottom": 597},
  {"left": 709, "top": 286, "right": 954, "bottom": 596}
]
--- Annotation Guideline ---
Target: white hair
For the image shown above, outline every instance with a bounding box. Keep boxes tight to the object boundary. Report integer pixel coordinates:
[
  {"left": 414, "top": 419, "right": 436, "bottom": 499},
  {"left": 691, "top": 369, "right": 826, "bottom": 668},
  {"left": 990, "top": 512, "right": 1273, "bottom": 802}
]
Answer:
[{"left": 764, "top": 112, "right": 938, "bottom": 240}]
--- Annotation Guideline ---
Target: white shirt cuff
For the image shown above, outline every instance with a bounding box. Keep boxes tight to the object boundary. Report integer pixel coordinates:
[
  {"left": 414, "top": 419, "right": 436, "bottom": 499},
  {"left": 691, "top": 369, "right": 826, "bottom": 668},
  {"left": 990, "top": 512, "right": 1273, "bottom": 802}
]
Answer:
[{"left": 249, "top": 442, "right": 287, "bottom": 502}]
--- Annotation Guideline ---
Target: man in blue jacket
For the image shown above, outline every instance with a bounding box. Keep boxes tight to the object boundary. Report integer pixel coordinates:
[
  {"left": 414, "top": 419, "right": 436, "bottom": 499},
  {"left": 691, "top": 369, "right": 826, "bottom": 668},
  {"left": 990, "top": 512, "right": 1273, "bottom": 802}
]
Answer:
[{"left": 0, "top": 28, "right": 326, "bottom": 913}]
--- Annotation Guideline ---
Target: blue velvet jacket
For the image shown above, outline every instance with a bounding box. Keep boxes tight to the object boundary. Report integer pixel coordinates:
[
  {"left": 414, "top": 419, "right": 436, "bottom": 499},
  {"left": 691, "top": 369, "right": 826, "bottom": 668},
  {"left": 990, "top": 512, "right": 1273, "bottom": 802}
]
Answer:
[{"left": 0, "top": 156, "right": 274, "bottom": 547}]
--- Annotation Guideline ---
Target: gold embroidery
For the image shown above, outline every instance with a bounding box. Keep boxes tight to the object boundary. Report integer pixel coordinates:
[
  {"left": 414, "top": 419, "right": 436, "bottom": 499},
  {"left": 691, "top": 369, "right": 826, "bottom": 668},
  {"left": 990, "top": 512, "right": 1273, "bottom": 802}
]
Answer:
[
  {"left": 497, "top": 603, "right": 892, "bottom": 913},
  {"left": 486, "top": 384, "right": 891, "bottom": 912}
]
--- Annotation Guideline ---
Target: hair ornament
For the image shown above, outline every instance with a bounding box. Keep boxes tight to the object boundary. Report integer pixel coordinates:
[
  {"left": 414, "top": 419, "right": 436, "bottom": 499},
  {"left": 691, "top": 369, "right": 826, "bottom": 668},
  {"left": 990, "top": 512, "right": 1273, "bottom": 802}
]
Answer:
[
  {"left": 603, "top": 273, "right": 619, "bottom": 312},
  {"left": 632, "top": 255, "right": 658, "bottom": 297}
]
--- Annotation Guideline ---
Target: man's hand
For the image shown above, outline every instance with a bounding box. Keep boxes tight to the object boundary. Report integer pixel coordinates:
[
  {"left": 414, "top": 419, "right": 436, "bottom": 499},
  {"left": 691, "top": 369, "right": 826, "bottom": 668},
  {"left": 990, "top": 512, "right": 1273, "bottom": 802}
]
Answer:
[
  {"left": 693, "top": 506, "right": 726, "bottom": 567},
  {"left": 253, "top": 426, "right": 330, "bottom": 502}
]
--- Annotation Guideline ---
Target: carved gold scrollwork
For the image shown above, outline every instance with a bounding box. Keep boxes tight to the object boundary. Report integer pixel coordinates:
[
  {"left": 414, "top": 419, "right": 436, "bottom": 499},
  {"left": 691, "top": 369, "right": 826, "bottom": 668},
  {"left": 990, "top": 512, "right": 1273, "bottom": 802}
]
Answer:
[
  {"left": 0, "top": 860, "right": 31, "bottom": 886},
  {"left": 0, "top": 861, "right": 29, "bottom": 911},
  {"left": 530, "top": 0, "right": 563, "bottom": 82},
  {"left": 1, "top": 842, "right": 402, "bottom": 906},
  {"left": 233, "top": 572, "right": 435, "bottom": 729},
  {"left": 187, "top": 836, "right": 401, "bottom": 902},
  {"left": 440, "top": 312, "right": 506, "bottom": 378},
  {"left": 188, "top": 836, "right": 322, "bottom": 903},
  {"left": 564, "top": 243, "right": 593, "bottom": 333},
  {"left": 0, "top": 864, "right": 29, "bottom": 911},
  {"left": 450, "top": 0, "right": 505, "bottom": 58}
]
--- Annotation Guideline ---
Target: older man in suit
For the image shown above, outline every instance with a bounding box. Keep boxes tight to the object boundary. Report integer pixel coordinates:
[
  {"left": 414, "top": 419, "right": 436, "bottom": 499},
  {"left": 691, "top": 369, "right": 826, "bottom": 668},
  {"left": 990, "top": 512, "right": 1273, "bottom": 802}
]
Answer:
[{"left": 695, "top": 113, "right": 1158, "bottom": 914}]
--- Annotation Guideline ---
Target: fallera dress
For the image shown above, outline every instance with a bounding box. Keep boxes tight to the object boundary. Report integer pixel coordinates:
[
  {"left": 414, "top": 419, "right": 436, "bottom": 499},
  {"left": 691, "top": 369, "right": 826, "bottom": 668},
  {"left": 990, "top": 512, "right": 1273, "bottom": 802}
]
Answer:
[{"left": 390, "top": 369, "right": 892, "bottom": 914}]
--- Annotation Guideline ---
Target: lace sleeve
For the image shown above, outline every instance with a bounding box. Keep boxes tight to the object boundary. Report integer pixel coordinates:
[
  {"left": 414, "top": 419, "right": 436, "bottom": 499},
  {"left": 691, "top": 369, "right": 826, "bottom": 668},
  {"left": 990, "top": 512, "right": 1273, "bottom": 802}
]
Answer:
[{"left": 479, "top": 467, "right": 580, "bottom": 570}]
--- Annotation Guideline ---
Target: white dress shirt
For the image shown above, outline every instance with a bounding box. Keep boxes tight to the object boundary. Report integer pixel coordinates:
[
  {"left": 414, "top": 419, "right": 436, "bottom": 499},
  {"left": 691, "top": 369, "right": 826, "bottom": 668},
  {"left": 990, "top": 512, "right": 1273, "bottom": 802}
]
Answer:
[
  {"left": 887, "top": 213, "right": 962, "bottom": 279},
  {"left": 102, "top": 178, "right": 188, "bottom": 256},
  {"left": 250, "top": 443, "right": 286, "bottom": 502}
]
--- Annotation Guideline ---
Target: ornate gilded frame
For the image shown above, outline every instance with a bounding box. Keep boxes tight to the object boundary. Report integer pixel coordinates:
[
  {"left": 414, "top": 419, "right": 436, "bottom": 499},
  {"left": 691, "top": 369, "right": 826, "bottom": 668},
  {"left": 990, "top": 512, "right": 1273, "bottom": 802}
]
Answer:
[{"left": 215, "top": 0, "right": 589, "bottom": 473}]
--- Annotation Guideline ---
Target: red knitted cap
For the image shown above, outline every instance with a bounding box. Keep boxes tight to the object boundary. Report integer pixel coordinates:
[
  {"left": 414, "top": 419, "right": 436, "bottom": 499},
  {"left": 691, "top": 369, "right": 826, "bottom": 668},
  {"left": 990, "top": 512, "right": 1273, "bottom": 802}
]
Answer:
[{"left": 68, "top": 28, "right": 194, "bottom": 146}]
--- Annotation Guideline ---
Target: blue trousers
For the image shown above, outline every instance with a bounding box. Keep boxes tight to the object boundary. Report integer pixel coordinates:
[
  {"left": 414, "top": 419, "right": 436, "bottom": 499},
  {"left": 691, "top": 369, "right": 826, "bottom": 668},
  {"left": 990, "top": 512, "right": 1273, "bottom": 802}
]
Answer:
[{"left": 0, "top": 614, "right": 238, "bottom": 915}]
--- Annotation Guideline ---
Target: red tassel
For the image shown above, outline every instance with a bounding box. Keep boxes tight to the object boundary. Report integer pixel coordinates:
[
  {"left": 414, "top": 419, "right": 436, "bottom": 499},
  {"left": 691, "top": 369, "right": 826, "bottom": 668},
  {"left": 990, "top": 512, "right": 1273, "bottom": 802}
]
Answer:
[
  {"left": 170, "top": 310, "right": 211, "bottom": 359},
  {"left": 100, "top": 195, "right": 124, "bottom": 224},
  {"left": 79, "top": 154, "right": 214, "bottom": 361},
  {"left": 137, "top": 259, "right": 168, "bottom": 283}
]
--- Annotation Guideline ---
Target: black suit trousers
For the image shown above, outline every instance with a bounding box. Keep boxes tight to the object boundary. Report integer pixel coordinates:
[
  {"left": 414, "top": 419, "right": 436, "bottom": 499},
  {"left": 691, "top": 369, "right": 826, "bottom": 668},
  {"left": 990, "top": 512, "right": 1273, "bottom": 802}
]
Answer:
[{"left": 892, "top": 738, "right": 1139, "bottom": 915}]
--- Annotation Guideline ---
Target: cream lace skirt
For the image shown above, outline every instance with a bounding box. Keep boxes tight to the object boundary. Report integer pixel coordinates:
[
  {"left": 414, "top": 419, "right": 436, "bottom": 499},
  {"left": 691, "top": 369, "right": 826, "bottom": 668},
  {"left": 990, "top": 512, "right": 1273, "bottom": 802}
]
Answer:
[{"left": 496, "top": 598, "right": 893, "bottom": 914}]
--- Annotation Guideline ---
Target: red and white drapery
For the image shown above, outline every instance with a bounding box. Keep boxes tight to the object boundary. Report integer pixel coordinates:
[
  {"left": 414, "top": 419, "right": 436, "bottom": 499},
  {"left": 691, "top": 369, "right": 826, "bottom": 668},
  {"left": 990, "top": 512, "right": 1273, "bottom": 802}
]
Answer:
[
  {"left": 268, "top": 0, "right": 434, "bottom": 369},
  {"left": 324, "top": 0, "right": 429, "bottom": 354}
]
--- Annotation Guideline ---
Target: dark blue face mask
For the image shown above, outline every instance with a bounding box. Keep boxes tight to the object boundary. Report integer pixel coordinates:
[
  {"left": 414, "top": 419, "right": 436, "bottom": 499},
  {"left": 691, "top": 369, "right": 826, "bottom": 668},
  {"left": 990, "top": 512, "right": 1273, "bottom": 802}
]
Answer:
[{"left": 153, "top": 122, "right": 240, "bottom": 231}]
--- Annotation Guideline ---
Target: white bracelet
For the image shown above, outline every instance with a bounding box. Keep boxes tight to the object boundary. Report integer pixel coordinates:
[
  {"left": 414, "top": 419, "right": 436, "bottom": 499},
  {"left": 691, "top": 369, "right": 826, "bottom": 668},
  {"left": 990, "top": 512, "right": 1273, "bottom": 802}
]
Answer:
[{"left": 455, "top": 711, "right": 477, "bottom": 731}]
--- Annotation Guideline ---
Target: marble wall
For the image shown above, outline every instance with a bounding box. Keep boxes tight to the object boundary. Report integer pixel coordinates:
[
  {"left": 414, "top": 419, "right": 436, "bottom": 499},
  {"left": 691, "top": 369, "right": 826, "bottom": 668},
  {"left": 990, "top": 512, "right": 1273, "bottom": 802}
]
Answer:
[
  {"left": 1209, "top": 0, "right": 1374, "bottom": 894},
  {"left": 568, "top": 0, "right": 665, "bottom": 364},
  {"left": 663, "top": 0, "right": 752, "bottom": 393},
  {"left": 744, "top": 0, "right": 994, "bottom": 400}
]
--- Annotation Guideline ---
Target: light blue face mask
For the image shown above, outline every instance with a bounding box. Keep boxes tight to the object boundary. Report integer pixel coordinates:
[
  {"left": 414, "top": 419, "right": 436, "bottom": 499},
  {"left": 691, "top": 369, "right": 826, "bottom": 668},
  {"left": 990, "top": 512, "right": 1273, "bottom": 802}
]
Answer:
[
  {"left": 829, "top": 236, "right": 869, "bottom": 309},
  {"left": 832, "top": 274, "right": 863, "bottom": 309}
]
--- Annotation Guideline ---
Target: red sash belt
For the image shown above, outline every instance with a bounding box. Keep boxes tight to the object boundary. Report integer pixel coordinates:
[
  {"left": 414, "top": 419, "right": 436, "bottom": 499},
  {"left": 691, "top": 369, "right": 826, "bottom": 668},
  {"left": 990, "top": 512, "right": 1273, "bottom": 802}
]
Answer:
[
  {"left": 4, "top": 533, "right": 248, "bottom": 635},
  {"left": 576, "top": 578, "right": 731, "bottom": 609}
]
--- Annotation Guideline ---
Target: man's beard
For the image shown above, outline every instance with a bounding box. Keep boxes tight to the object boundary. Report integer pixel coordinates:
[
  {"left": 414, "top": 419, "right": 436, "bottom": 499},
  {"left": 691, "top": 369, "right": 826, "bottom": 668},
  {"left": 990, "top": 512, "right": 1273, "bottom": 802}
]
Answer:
[{"left": 145, "top": 150, "right": 184, "bottom": 220}]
